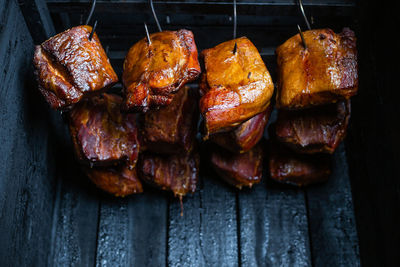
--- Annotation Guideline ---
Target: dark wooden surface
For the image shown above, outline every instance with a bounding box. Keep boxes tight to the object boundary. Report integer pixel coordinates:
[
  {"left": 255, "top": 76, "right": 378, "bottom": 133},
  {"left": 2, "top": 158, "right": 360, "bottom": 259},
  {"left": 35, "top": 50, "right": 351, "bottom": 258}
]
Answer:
[
  {"left": 1, "top": 0, "right": 388, "bottom": 266},
  {"left": 0, "top": 0, "right": 56, "bottom": 266}
]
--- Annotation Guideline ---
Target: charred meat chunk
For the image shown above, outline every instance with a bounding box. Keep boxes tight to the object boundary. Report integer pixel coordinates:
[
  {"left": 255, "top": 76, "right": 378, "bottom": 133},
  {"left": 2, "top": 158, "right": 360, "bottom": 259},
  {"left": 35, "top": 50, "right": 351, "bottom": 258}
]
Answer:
[
  {"left": 210, "top": 144, "right": 263, "bottom": 189},
  {"left": 140, "top": 86, "right": 198, "bottom": 154},
  {"left": 69, "top": 94, "right": 139, "bottom": 167},
  {"left": 139, "top": 152, "right": 199, "bottom": 197},
  {"left": 84, "top": 164, "right": 143, "bottom": 197},
  {"left": 33, "top": 26, "right": 118, "bottom": 110},
  {"left": 199, "top": 37, "right": 274, "bottom": 136},
  {"left": 269, "top": 142, "right": 331, "bottom": 186},
  {"left": 210, "top": 106, "right": 271, "bottom": 153},
  {"left": 276, "top": 100, "right": 350, "bottom": 154},
  {"left": 122, "top": 30, "right": 201, "bottom": 112},
  {"left": 276, "top": 28, "right": 357, "bottom": 109}
]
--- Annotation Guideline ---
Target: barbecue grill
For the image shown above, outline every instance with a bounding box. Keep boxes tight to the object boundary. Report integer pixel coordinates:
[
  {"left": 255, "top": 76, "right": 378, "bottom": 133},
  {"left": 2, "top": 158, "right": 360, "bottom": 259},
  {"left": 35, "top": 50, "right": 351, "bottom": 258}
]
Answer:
[{"left": 1, "top": 0, "right": 398, "bottom": 266}]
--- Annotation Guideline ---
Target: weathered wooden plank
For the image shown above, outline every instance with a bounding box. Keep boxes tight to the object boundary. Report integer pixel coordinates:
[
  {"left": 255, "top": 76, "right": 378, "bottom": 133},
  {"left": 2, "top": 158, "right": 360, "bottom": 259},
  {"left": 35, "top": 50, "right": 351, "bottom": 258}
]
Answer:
[
  {"left": 168, "top": 168, "right": 239, "bottom": 266},
  {"left": 0, "top": 0, "right": 56, "bottom": 265},
  {"left": 18, "top": 0, "right": 56, "bottom": 43},
  {"left": 48, "top": 141, "right": 101, "bottom": 267},
  {"left": 238, "top": 180, "right": 312, "bottom": 267},
  {"left": 306, "top": 144, "right": 360, "bottom": 266},
  {"left": 95, "top": 190, "right": 168, "bottom": 267}
]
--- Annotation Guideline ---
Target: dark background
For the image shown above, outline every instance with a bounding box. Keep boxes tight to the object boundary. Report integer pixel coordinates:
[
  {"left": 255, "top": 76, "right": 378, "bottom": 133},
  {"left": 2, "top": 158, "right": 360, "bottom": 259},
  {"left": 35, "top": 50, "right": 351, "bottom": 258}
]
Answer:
[{"left": 0, "top": 0, "right": 399, "bottom": 266}]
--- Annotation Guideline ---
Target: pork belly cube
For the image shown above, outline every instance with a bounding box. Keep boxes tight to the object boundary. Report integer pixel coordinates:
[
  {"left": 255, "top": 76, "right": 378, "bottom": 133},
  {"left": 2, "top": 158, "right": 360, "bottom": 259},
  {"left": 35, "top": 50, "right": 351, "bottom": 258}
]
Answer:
[
  {"left": 276, "top": 28, "right": 358, "bottom": 109},
  {"left": 33, "top": 26, "right": 118, "bottom": 110},
  {"left": 122, "top": 30, "right": 201, "bottom": 113},
  {"left": 138, "top": 152, "right": 199, "bottom": 197},
  {"left": 276, "top": 100, "right": 350, "bottom": 154},
  {"left": 199, "top": 37, "right": 274, "bottom": 136},
  {"left": 84, "top": 164, "right": 143, "bottom": 197},
  {"left": 69, "top": 94, "right": 139, "bottom": 168},
  {"left": 210, "top": 144, "right": 263, "bottom": 189},
  {"left": 269, "top": 142, "right": 331, "bottom": 186},
  {"left": 140, "top": 86, "right": 198, "bottom": 154},
  {"left": 210, "top": 106, "right": 271, "bottom": 153}
]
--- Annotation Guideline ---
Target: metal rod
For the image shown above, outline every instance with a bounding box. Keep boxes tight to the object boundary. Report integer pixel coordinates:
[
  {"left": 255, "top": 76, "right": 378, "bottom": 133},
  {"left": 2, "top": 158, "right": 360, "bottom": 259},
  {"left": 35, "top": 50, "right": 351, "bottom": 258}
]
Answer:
[
  {"left": 298, "top": 0, "right": 311, "bottom": 30},
  {"left": 149, "top": 0, "right": 162, "bottom": 32},
  {"left": 233, "top": 0, "right": 237, "bottom": 39},
  {"left": 89, "top": 20, "right": 97, "bottom": 41},
  {"left": 144, "top": 22, "right": 152, "bottom": 45},
  {"left": 85, "top": 0, "right": 96, "bottom": 25},
  {"left": 233, "top": 42, "right": 237, "bottom": 54},
  {"left": 297, "top": 24, "right": 307, "bottom": 50}
]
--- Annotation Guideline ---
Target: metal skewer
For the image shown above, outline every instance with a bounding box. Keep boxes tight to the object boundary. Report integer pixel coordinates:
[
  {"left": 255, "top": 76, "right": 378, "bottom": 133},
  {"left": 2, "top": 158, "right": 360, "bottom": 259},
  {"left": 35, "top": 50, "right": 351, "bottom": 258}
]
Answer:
[
  {"left": 298, "top": 0, "right": 311, "bottom": 30},
  {"left": 149, "top": 0, "right": 162, "bottom": 32},
  {"left": 233, "top": 0, "right": 237, "bottom": 39},
  {"left": 85, "top": 0, "right": 96, "bottom": 25},
  {"left": 89, "top": 20, "right": 97, "bottom": 41},
  {"left": 144, "top": 22, "right": 152, "bottom": 45},
  {"left": 297, "top": 24, "right": 307, "bottom": 50}
]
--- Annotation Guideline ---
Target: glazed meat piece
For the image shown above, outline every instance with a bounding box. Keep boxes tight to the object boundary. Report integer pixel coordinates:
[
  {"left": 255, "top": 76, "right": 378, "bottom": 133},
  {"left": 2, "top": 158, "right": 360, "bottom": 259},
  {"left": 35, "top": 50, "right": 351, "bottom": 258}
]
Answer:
[
  {"left": 84, "top": 164, "right": 143, "bottom": 197},
  {"left": 140, "top": 86, "right": 198, "bottom": 154},
  {"left": 122, "top": 30, "right": 201, "bottom": 112},
  {"left": 199, "top": 37, "right": 274, "bottom": 136},
  {"left": 276, "top": 100, "right": 350, "bottom": 154},
  {"left": 33, "top": 26, "right": 118, "bottom": 110},
  {"left": 276, "top": 28, "right": 357, "bottom": 109},
  {"left": 139, "top": 152, "right": 199, "bottom": 197},
  {"left": 210, "top": 144, "right": 263, "bottom": 189},
  {"left": 69, "top": 94, "right": 139, "bottom": 167},
  {"left": 210, "top": 106, "right": 271, "bottom": 153},
  {"left": 269, "top": 142, "right": 331, "bottom": 186}
]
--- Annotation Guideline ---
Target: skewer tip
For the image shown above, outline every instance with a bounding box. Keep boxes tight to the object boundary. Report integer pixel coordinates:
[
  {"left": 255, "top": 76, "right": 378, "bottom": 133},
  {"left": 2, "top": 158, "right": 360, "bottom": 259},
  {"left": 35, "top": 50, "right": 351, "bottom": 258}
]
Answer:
[
  {"left": 144, "top": 22, "right": 152, "bottom": 45},
  {"left": 297, "top": 24, "right": 307, "bottom": 50},
  {"left": 233, "top": 42, "right": 237, "bottom": 54},
  {"left": 89, "top": 20, "right": 97, "bottom": 41}
]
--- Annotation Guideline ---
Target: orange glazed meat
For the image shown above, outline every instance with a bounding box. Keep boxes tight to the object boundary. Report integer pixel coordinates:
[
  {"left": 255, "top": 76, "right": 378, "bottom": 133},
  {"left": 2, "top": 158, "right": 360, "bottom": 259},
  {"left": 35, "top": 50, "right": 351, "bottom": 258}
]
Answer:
[
  {"left": 122, "top": 30, "right": 201, "bottom": 112},
  {"left": 84, "top": 164, "right": 143, "bottom": 197},
  {"left": 269, "top": 142, "right": 331, "bottom": 187},
  {"left": 276, "top": 28, "right": 358, "bottom": 109},
  {"left": 33, "top": 26, "right": 118, "bottom": 110},
  {"left": 210, "top": 144, "right": 263, "bottom": 189},
  {"left": 276, "top": 100, "right": 350, "bottom": 154},
  {"left": 210, "top": 106, "right": 271, "bottom": 153},
  {"left": 69, "top": 94, "right": 139, "bottom": 168},
  {"left": 199, "top": 37, "right": 274, "bottom": 136},
  {"left": 139, "top": 152, "right": 199, "bottom": 197},
  {"left": 140, "top": 86, "right": 198, "bottom": 154}
]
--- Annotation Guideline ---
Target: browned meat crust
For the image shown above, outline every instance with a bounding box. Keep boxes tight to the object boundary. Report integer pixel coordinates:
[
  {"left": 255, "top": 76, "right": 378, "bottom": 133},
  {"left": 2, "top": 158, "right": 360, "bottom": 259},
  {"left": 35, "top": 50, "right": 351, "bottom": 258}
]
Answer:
[
  {"left": 210, "top": 106, "right": 271, "bottom": 153},
  {"left": 199, "top": 37, "right": 274, "bottom": 136},
  {"left": 276, "top": 28, "right": 357, "bottom": 109},
  {"left": 122, "top": 30, "right": 200, "bottom": 112},
  {"left": 84, "top": 164, "right": 143, "bottom": 197},
  {"left": 33, "top": 26, "right": 118, "bottom": 109},
  {"left": 138, "top": 152, "right": 199, "bottom": 197},
  {"left": 69, "top": 94, "right": 139, "bottom": 168},
  {"left": 275, "top": 100, "right": 350, "bottom": 154},
  {"left": 140, "top": 86, "right": 198, "bottom": 154},
  {"left": 210, "top": 144, "right": 263, "bottom": 189}
]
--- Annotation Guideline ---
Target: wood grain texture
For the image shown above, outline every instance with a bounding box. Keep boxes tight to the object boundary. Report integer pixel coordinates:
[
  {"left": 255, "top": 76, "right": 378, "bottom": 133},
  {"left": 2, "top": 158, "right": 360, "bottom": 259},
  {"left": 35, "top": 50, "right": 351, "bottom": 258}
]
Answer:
[
  {"left": 168, "top": 170, "right": 239, "bottom": 267},
  {"left": 238, "top": 180, "right": 312, "bottom": 267},
  {"left": 306, "top": 144, "right": 360, "bottom": 266},
  {"left": 48, "top": 141, "right": 100, "bottom": 267},
  {"left": 0, "top": 0, "right": 55, "bottom": 265},
  {"left": 4, "top": 0, "right": 367, "bottom": 266},
  {"left": 95, "top": 191, "right": 168, "bottom": 267}
]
